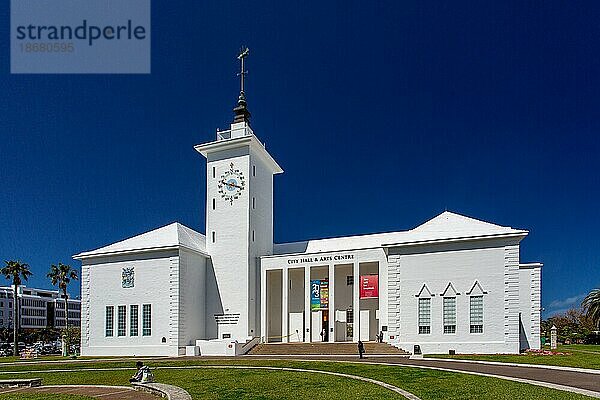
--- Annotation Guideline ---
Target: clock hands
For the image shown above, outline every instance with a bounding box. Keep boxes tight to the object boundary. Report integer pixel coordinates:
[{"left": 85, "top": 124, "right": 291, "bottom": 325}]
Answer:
[{"left": 220, "top": 180, "right": 243, "bottom": 190}]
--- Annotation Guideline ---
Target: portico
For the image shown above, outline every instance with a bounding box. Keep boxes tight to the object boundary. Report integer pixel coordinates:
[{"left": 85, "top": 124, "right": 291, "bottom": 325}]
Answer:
[{"left": 260, "top": 248, "right": 386, "bottom": 343}]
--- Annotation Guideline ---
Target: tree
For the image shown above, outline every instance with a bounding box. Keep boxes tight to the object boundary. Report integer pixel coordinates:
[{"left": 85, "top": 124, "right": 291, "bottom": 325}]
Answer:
[
  {"left": 1, "top": 260, "right": 32, "bottom": 356},
  {"left": 543, "top": 307, "right": 596, "bottom": 344},
  {"left": 582, "top": 288, "right": 600, "bottom": 329},
  {"left": 47, "top": 263, "right": 78, "bottom": 355}
]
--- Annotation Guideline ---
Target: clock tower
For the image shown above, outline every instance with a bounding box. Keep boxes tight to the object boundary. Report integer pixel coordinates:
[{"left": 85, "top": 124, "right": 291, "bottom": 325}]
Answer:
[{"left": 194, "top": 48, "right": 283, "bottom": 342}]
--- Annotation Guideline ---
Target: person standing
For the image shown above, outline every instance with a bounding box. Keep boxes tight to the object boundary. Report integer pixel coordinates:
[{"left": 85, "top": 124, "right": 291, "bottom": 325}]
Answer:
[{"left": 357, "top": 340, "right": 365, "bottom": 359}]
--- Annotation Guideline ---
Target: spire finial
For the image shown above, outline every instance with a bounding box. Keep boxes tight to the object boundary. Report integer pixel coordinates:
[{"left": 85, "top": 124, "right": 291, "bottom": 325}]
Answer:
[{"left": 233, "top": 46, "right": 251, "bottom": 123}]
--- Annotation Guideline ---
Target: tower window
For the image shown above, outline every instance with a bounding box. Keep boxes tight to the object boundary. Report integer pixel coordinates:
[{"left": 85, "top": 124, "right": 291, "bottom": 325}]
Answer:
[
  {"left": 252, "top": 230, "right": 255, "bottom": 242},
  {"left": 212, "top": 167, "right": 216, "bottom": 178},
  {"left": 212, "top": 198, "right": 216, "bottom": 210},
  {"left": 252, "top": 197, "right": 256, "bottom": 209},
  {"left": 212, "top": 231, "right": 216, "bottom": 243},
  {"left": 252, "top": 165, "right": 256, "bottom": 176}
]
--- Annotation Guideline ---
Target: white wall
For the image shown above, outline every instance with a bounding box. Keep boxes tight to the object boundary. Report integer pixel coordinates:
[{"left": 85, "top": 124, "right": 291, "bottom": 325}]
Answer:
[
  {"left": 206, "top": 148, "right": 252, "bottom": 341},
  {"left": 388, "top": 239, "right": 521, "bottom": 354},
  {"left": 205, "top": 140, "right": 278, "bottom": 342},
  {"left": 177, "top": 249, "right": 207, "bottom": 350},
  {"left": 248, "top": 148, "right": 276, "bottom": 338},
  {"left": 519, "top": 265, "right": 541, "bottom": 350},
  {"left": 81, "top": 250, "right": 178, "bottom": 356}
]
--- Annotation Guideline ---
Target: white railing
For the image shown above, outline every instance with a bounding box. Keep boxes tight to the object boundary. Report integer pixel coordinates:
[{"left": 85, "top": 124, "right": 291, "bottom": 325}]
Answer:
[{"left": 216, "top": 126, "right": 254, "bottom": 141}]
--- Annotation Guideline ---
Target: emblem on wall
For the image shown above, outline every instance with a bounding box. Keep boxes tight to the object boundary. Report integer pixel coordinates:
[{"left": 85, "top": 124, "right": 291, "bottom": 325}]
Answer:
[
  {"left": 122, "top": 267, "right": 134, "bottom": 288},
  {"left": 218, "top": 162, "right": 245, "bottom": 205}
]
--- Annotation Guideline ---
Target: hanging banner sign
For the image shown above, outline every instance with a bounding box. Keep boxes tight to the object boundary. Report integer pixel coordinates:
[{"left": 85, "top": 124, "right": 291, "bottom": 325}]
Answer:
[
  {"left": 320, "top": 279, "right": 329, "bottom": 309},
  {"left": 360, "top": 275, "right": 379, "bottom": 299},
  {"left": 310, "top": 279, "right": 329, "bottom": 310},
  {"left": 310, "top": 280, "right": 321, "bottom": 310}
]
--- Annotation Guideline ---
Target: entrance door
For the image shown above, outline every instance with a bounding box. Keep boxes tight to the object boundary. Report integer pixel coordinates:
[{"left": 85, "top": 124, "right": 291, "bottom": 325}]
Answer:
[
  {"left": 321, "top": 310, "right": 329, "bottom": 342},
  {"left": 360, "top": 310, "right": 370, "bottom": 341},
  {"left": 288, "top": 312, "right": 304, "bottom": 342},
  {"left": 311, "top": 311, "right": 322, "bottom": 341}
]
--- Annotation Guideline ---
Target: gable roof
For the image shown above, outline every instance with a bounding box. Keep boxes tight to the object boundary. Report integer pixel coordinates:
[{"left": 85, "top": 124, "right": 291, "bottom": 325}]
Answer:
[
  {"left": 273, "top": 211, "right": 527, "bottom": 255},
  {"left": 73, "top": 222, "right": 207, "bottom": 260}
]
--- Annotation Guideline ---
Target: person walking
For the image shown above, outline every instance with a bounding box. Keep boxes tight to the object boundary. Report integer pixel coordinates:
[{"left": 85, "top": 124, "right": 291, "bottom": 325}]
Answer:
[{"left": 357, "top": 340, "right": 365, "bottom": 359}]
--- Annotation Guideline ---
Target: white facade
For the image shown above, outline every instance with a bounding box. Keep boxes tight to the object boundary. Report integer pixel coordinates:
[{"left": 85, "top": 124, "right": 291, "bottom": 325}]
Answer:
[{"left": 74, "top": 91, "right": 542, "bottom": 356}]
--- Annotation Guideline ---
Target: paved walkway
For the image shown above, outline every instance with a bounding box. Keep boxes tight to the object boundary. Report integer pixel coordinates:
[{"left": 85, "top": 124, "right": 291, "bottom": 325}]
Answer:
[
  {"left": 0, "top": 384, "right": 157, "bottom": 399},
  {"left": 252, "top": 356, "right": 600, "bottom": 398},
  {"left": 359, "top": 356, "right": 600, "bottom": 394}
]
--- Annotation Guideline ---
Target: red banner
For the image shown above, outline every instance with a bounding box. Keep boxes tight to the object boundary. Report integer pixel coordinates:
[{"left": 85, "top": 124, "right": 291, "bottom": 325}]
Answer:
[{"left": 360, "top": 275, "right": 378, "bottom": 299}]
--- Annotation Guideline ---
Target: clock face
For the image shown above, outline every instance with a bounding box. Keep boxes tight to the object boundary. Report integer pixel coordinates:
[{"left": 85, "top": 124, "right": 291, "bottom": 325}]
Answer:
[{"left": 218, "top": 163, "right": 246, "bottom": 204}]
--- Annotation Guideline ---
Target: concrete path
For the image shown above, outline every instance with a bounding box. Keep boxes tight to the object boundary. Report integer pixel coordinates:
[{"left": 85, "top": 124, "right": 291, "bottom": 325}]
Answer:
[
  {"left": 360, "top": 356, "right": 600, "bottom": 393},
  {"left": 0, "top": 384, "right": 157, "bottom": 399}
]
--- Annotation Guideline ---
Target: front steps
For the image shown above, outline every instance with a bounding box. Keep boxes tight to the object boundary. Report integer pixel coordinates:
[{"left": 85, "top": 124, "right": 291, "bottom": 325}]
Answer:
[{"left": 247, "top": 342, "right": 410, "bottom": 356}]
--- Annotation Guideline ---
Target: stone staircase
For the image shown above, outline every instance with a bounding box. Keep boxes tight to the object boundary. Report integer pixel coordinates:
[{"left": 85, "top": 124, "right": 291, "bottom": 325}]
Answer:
[{"left": 247, "top": 342, "right": 410, "bottom": 356}]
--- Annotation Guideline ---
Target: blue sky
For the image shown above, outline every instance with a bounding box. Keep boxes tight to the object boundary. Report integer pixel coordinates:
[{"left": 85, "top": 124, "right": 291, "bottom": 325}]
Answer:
[{"left": 1, "top": 1, "right": 599, "bottom": 317}]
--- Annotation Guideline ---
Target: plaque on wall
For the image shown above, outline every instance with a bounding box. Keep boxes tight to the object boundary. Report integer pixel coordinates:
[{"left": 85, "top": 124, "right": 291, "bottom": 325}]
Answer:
[{"left": 122, "top": 267, "right": 134, "bottom": 288}]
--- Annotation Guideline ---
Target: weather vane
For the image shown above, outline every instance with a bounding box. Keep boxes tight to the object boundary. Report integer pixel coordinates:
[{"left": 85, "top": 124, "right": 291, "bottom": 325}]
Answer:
[{"left": 237, "top": 46, "right": 249, "bottom": 98}]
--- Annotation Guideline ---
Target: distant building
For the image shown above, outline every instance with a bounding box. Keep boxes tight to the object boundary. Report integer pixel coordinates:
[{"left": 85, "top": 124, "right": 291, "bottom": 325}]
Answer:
[{"left": 0, "top": 286, "right": 81, "bottom": 330}]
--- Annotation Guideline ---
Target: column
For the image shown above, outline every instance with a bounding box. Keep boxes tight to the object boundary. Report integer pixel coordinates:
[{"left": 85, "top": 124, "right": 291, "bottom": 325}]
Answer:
[
  {"left": 282, "top": 268, "right": 289, "bottom": 343},
  {"left": 304, "top": 266, "right": 311, "bottom": 342},
  {"left": 260, "top": 267, "right": 267, "bottom": 342},
  {"left": 352, "top": 261, "right": 360, "bottom": 342},
  {"left": 328, "top": 264, "right": 335, "bottom": 342}
]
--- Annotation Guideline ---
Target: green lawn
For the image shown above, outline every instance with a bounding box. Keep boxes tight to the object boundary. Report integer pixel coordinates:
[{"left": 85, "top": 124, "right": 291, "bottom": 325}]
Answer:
[
  {"left": 425, "top": 344, "right": 600, "bottom": 369},
  {"left": 0, "top": 358, "right": 595, "bottom": 399}
]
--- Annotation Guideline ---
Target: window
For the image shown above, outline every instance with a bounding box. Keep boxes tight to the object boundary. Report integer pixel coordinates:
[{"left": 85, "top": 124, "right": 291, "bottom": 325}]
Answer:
[
  {"left": 130, "top": 305, "right": 139, "bottom": 336},
  {"left": 252, "top": 165, "right": 256, "bottom": 176},
  {"left": 212, "top": 166, "right": 215, "bottom": 178},
  {"left": 252, "top": 197, "right": 255, "bottom": 209},
  {"left": 212, "top": 231, "right": 216, "bottom": 243},
  {"left": 105, "top": 306, "right": 114, "bottom": 337},
  {"left": 418, "top": 298, "right": 431, "bottom": 334},
  {"left": 212, "top": 198, "right": 216, "bottom": 210},
  {"left": 252, "top": 230, "right": 255, "bottom": 242},
  {"left": 117, "top": 305, "right": 126, "bottom": 336},
  {"left": 470, "top": 296, "right": 484, "bottom": 333},
  {"left": 142, "top": 304, "right": 151, "bottom": 336},
  {"left": 443, "top": 297, "right": 456, "bottom": 334},
  {"left": 346, "top": 310, "right": 353, "bottom": 324},
  {"left": 346, "top": 276, "right": 353, "bottom": 286}
]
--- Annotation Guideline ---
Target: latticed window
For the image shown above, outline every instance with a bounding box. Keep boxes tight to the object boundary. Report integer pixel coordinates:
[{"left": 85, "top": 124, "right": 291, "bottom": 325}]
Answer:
[
  {"left": 142, "top": 304, "right": 152, "bottom": 336},
  {"left": 105, "top": 306, "right": 114, "bottom": 337},
  {"left": 130, "top": 305, "right": 139, "bottom": 336},
  {"left": 117, "top": 305, "right": 126, "bottom": 336},
  {"left": 470, "top": 296, "right": 484, "bottom": 333},
  {"left": 418, "top": 298, "right": 431, "bottom": 334},
  {"left": 443, "top": 297, "right": 456, "bottom": 334}
]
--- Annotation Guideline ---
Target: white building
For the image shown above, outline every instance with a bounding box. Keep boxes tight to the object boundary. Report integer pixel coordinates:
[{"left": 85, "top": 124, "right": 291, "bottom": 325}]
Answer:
[
  {"left": 74, "top": 58, "right": 541, "bottom": 356},
  {"left": 0, "top": 286, "right": 81, "bottom": 330}
]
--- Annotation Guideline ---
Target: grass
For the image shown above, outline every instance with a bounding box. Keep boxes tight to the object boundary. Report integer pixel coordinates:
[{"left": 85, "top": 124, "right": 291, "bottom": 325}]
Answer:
[
  {"left": 425, "top": 344, "right": 600, "bottom": 369},
  {"left": 0, "top": 358, "right": 595, "bottom": 399}
]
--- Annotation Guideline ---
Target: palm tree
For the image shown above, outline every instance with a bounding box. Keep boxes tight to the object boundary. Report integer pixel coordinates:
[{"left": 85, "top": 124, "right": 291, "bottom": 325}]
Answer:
[
  {"left": 47, "top": 263, "right": 78, "bottom": 333},
  {"left": 582, "top": 288, "right": 600, "bottom": 329},
  {"left": 1, "top": 261, "right": 32, "bottom": 356}
]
